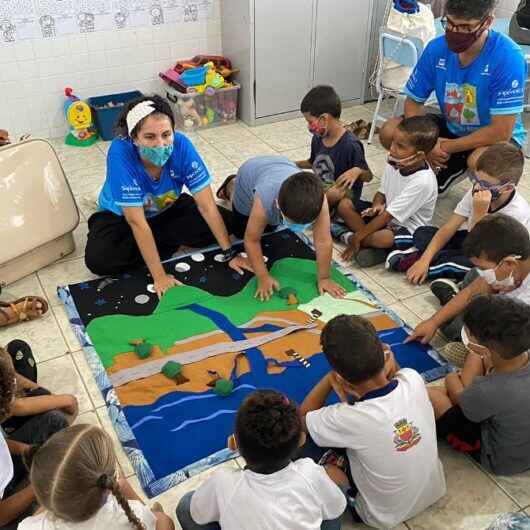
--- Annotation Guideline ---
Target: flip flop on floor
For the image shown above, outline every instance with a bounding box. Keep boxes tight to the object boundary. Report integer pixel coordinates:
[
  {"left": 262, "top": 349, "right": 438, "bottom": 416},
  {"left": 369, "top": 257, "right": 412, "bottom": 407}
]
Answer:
[
  {"left": 0, "top": 296, "right": 49, "bottom": 328},
  {"left": 216, "top": 174, "right": 236, "bottom": 201}
]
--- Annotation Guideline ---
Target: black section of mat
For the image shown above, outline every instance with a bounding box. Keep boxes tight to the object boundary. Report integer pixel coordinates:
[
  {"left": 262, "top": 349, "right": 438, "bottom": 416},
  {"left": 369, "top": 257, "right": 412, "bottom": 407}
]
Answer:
[{"left": 68, "top": 230, "right": 315, "bottom": 327}]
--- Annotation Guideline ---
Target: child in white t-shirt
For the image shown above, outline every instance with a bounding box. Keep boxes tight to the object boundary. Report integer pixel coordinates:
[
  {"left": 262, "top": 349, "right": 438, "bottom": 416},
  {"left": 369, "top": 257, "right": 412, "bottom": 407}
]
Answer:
[
  {"left": 334, "top": 116, "right": 438, "bottom": 267},
  {"left": 176, "top": 389, "right": 346, "bottom": 530},
  {"left": 18, "top": 424, "right": 174, "bottom": 530},
  {"left": 387, "top": 142, "right": 529, "bottom": 292},
  {"left": 301, "top": 315, "right": 446, "bottom": 529}
]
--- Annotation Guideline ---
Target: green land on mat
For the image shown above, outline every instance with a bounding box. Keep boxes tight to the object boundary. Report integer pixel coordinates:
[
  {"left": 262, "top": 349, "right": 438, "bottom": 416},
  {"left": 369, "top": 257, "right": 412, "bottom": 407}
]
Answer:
[{"left": 86, "top": 258, "right": 356, "bottom": 369}]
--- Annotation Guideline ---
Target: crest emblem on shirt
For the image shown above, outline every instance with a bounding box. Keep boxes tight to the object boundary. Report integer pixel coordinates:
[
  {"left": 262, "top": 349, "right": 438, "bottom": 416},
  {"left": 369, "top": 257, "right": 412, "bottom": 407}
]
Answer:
[{"left": 393, "top": 418, "right": 421, "bottom": 452}]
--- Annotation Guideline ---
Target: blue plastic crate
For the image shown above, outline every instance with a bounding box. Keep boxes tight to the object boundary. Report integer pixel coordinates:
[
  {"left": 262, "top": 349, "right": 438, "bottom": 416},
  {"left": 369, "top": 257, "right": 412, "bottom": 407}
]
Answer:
[{"left": 88, "top": 90, "right": 142, "bottom": 141}]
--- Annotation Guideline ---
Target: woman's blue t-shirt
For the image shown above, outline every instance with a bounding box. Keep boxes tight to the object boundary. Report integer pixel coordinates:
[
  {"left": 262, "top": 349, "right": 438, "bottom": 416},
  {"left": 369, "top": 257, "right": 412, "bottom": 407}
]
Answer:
[
  {"left": 98, "top": 133, "right": 211, "bottom": 218},
  {"left": 404, "top": 31, "right": 527, "bottom": 146}
]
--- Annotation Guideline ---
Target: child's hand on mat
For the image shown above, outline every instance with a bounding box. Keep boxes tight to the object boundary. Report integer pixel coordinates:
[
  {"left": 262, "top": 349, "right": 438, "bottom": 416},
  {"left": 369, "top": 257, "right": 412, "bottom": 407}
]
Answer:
[
  {"left": 361, "top": 204, "right": 385, "bottom": 218},
  {"left": 405, "top": 319, "right": 438, "bottom": 344},
  {"left": 229, "top": 255, "right": 254, "bottom": 275},
  {"left": 407, "top": 258, "right": 430, "bottom": 285},
  {"left": 154, "top": 274, "right": 182, "bottom": 298},
  {"left": 255, "top": 274, "right": 279, "bottom": 301},
  {"left": 318, "top": 278, "right": 346, "bottom": 298}
]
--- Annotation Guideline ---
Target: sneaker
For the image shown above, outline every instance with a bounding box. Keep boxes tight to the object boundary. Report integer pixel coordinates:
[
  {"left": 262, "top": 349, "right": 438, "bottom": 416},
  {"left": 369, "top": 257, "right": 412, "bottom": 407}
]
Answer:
[
  {"left": 385, "top": 247, "right": 421, "bottom": 272},
  {"left": 439, "top": 342, "right": 469, "bottom": 368},
  {"left": 354, "top": 248, "right": 388, "bottom": 268},
  {"left": 430, "top": 279, "right": 459, "bottom": 306}
]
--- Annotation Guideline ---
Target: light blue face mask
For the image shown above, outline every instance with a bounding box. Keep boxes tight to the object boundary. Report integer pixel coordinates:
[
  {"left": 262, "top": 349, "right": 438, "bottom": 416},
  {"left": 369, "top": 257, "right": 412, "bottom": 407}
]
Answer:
[
  {"left": 282, "top": 216, "right": 313, "bottom": 233},
  {"left": 139, "top": 143, "right": 174, "bottom": 167}
]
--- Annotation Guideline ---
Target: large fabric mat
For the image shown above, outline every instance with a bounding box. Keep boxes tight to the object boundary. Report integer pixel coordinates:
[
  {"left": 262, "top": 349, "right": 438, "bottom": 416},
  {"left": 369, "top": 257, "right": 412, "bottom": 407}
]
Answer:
[{"left": 59, "top": 230, "right": 449, "bottom": 497}]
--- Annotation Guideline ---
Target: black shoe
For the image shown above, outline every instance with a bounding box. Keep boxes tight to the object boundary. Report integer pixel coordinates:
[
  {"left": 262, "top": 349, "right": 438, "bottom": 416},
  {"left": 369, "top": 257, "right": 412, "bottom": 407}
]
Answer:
[
  {"left": 6, "top": 339, "right": 37, "bottom": 382},
  {"left": 430, "top": 279, "right": 459, "bottom": 306}
]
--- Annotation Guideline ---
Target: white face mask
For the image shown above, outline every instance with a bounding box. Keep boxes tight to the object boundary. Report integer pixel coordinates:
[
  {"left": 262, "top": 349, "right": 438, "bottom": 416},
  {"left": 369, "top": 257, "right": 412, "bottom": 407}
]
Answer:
[
  {"left": 461, "top": 326, "right": 484, "bottom": 352},
  {"left": 476, "top": 256, "right": 521, "bottom": 290}
]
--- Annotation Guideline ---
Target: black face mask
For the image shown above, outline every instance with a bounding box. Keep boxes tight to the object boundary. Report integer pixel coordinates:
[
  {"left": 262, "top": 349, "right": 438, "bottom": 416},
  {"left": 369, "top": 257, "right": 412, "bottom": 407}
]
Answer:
[{"left": 445, "top": 17, "right": 489, "bottom": 53}]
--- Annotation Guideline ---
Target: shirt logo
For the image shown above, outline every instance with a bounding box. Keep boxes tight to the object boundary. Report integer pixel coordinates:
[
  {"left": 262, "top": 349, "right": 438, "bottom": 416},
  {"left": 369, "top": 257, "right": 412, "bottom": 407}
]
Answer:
[
  {"left": 191, "top": 161, "right": 199, "bottom": 170},
  {"left": 393, "top": 419, "right": 421, "bottom": 452},
  {"left": 512, "top": 79, "right": 520, "bottom": 89},
  {"left": 436, "top": 58, "right": 446, "bottom": 70}
]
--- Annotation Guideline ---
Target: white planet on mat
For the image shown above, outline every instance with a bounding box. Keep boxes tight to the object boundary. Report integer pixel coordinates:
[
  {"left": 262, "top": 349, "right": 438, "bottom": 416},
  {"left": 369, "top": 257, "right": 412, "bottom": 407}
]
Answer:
[
  {"left": 147, "top": 284, "right": 155, "bottom": 293},
  {"left": 213, "top": 254, "right": 225, "bottom": 262},
  {"left": 175, "top": 262, "right": 191, "bottom": 273},
  {"left": 191, "top": 253, "right": 205, "bottom": 262},
  {"left": 135, "top": 294, "right": 150, "bottom": 304},
  {"left": 238, "top": 252, "right": 268, "bottom": 262}
]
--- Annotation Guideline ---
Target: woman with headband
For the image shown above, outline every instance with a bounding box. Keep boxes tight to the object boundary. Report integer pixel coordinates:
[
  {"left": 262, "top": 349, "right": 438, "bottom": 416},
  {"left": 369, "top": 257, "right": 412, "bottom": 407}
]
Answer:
[{"left": 84, "top": 95, "right": 247, "bottom": 298}]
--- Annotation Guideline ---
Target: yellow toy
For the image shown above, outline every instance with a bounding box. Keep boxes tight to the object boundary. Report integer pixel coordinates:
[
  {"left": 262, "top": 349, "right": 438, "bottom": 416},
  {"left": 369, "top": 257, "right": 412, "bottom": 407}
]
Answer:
[
  {"left": 64, "top": 87, "right": 98, "bottom": 147},
  {"left": 189, "top": 62, "right": 225, "bottom": 95}
]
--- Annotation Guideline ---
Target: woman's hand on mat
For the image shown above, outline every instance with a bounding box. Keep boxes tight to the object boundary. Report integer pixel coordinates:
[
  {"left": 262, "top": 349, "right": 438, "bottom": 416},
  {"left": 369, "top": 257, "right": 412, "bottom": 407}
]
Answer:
[
  {"left": 255, "top": 274, "right": 279, "bottom": 301},
  {"left": 405, "top": 319, "right": 438, "bottom": 344},
  {"left": 154, "top": 274, "right": 182, "bottom": 298},
  {"left": 229, "top": 255, "right": 254, "bottom": 275},
  {"left": 407, "top": 258, "right": 430, "bottom": 285},
  {"left": 318, "top": 278, "right": 346, "bottom": 298}
]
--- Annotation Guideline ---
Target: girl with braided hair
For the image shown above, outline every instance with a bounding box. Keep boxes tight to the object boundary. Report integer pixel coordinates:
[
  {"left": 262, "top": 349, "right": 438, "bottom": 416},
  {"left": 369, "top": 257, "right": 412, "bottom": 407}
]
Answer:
[
  {"left": 18, "top": 424, "right": 174, "bottom": 530},
  {"left": 176, "top": 389, "right": 346, "bottom": 530}
]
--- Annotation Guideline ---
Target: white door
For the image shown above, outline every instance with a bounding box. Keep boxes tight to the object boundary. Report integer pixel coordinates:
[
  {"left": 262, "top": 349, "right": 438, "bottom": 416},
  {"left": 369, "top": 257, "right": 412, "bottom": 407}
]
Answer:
[
  {"left": 254, "top": 0, "right": 314, "bottom": 118},
  {"left": 313, "top": 0, "right": 372, "bottom": 102}
]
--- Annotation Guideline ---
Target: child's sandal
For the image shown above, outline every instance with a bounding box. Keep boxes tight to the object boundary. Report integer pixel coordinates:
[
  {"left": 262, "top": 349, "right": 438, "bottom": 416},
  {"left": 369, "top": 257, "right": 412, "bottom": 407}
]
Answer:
[{"left": 0, "top": 296, "right": 49, "bottom": 327}]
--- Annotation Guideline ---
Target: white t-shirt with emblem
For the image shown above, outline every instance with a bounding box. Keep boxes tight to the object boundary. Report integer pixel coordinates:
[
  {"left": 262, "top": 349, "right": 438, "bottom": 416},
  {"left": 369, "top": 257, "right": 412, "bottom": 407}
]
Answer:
[
  {"left": 454, "top": 189, "right": 530, "bottom": 231},
  {"left": 379, "top": 164, "right": 438, "bottom": 233},
  {"left": 190, "top": 459, "right": 346, "bottom": 530},
  {"left": 0, "top": 428, "right": 13, "bottom": 499},
  {"left": 306, "top": 368, "right": 446, "bottom": 529}
]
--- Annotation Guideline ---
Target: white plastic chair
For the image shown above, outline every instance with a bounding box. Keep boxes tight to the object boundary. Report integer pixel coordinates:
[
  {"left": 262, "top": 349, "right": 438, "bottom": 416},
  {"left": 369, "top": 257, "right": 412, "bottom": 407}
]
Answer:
[{"left": 368, "top": 28, "right": 423, "bottom": 144}]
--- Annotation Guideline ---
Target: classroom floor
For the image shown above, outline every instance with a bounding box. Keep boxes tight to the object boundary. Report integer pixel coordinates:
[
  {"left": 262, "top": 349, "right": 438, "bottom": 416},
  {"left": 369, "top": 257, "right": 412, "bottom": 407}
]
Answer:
[{"left": 2, "top": 102, "right": 530, "bottom": 529}]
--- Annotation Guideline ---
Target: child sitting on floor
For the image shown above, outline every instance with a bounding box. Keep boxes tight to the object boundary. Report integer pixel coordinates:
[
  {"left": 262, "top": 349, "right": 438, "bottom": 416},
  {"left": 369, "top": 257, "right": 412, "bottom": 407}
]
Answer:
[
  {"left": 300, "top": 315, "right": 446, "bottom": 530},
  {"left": 387, "top": 142, "right": 529, "bottom": 300},
  {"left": 429, "top": 295, "right": 530, "bottom": 475},
  {"left": 297, "top": 85, "right": 373, "bottom": 209},
  {"left": 19, "top": 424, "right": 174, "bottom": 530},
  {"left": 0, "top": 345, "right": 72, "bottom": 530},
  {"left": 407, "top": 213, "right": 530, "bottom": 346},
  {"left": 216, "top": 157, "right": 345, "bottom": 301},
  {"left": 334, "top": 116, "right": 439, "bottom": 267},
  {"left": 176, "top": 389, "right": 346, "bottom": 530},
  {"left": 1, "top": 340, "right": 77, "bottom": 436}
]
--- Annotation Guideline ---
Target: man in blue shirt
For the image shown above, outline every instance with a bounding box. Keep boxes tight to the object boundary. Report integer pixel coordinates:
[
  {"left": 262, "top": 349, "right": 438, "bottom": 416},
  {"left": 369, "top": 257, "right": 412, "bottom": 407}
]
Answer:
[{"left": 380, "top": 0, "right": 527, "bottom": 194}]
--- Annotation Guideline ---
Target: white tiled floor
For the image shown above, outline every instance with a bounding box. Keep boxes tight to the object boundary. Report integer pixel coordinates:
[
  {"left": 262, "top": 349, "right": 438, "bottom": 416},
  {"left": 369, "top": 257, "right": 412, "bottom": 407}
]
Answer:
[{"left": 3, "top": 103, "right": 530, "bottom": 529}]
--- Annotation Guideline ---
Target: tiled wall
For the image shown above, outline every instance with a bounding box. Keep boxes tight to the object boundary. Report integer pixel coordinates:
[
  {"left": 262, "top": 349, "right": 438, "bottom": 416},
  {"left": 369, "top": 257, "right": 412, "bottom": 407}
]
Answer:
[
  {"left": 0, "top": 1, "right": 222, "bottom": 140},
  {"left": 496, "top": 0, "right": 520, "bottom": 18}
]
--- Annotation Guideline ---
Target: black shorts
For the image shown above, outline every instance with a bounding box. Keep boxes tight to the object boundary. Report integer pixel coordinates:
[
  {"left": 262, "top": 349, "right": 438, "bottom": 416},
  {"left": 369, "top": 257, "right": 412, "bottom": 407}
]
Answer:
[
  {"left": 426, "top": 114, "right": 522, "bottom": 194},
  {"left": 437, "top": 405, "right": 481, "bottom": 459},
  {"left": 231, "top": 206, "right": 277, "bottom": 240}
]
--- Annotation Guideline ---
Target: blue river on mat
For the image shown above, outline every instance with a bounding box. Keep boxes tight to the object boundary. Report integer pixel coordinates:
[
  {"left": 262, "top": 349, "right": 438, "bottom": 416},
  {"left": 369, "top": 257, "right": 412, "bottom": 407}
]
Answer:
[{"left": 122, "top": 304, "right": 440, "bottom": 480}]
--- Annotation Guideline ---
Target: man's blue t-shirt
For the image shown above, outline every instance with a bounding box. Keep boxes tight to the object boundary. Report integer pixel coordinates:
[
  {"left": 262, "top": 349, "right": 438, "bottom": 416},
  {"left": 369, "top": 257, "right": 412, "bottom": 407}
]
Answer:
[
  {"left": 98, "top": 133, "right": 211, "bottom": 217},
  {"left": 404, "top": 31, "right": 527, "bottom": 146}
]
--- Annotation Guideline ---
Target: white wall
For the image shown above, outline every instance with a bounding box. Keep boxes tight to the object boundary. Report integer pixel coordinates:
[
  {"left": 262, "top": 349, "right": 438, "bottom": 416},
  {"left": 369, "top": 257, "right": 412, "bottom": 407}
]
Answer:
[
  {"left": 496, "top": 0, "right": 520, "bottom": 18},
  {"left": 0, "top": 1, "right": 222, "bottom": 140}
]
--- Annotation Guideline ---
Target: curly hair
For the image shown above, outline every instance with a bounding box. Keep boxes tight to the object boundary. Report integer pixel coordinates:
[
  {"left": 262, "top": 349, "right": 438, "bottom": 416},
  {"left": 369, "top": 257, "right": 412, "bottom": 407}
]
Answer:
[
  {"left": 235, "top": 390, "right": 302, "bottom": 473},
  {"left": 25, "top": 424, "right": 146, "bottom": 529},
  {"left": 0, "top": 346, "right": 16, "bottom": 422}
]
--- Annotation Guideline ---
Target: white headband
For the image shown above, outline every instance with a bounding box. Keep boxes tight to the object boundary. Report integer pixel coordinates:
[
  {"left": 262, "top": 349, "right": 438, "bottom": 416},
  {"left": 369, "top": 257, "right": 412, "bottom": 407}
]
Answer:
[{"left": 126, "top": 100, "right": 156, "bottom": 135}]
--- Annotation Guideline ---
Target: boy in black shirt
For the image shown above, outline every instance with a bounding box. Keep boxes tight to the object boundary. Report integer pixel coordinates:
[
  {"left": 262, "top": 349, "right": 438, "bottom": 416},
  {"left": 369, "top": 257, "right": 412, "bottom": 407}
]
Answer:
[{"left": 297, "top": 85, "right": 373, "bottom": 210}]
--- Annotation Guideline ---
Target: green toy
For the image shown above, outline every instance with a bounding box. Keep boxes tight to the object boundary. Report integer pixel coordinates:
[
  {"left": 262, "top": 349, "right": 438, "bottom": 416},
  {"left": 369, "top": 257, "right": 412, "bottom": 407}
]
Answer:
[
  {"left": 162, "top": 361, "right": 183, "bottom": 379},
  {"left": 214, "top": 378, "right": 233, "bottom": 397},
  {"left": 135, "top": 342, "right": 153, "bottom": 359}
]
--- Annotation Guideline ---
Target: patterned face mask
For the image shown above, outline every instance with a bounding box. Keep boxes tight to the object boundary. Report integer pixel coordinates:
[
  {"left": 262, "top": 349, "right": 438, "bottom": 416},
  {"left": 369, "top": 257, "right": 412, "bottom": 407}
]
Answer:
[{"left": 138, "top": 144, "right": 174, "bottom": 167}]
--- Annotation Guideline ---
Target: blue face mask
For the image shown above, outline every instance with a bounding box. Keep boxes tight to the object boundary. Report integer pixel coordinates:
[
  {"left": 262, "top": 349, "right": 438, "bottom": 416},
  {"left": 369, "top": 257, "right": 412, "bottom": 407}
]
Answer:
[
  {"left": 138, "top": 143, "right": 174, "bottom": 167},
  {"left": 282, "top": 216, "right": 312, "bottom": 233}
]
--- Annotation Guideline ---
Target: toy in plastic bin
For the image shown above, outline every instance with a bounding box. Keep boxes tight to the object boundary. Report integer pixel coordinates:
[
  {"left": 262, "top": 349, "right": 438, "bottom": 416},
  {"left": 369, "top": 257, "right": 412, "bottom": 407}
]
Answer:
[
  {"left": 177, "top": 97, "right": 202, "bottom": 130},
  {"left": 63, "top": 87, "right": 98, "bottom": 147}
]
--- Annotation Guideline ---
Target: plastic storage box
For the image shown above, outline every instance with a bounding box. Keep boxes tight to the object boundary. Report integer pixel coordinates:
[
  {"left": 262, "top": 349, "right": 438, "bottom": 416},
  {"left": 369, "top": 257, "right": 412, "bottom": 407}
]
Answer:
[
  {"left": 166, "top": 84, "right": 239, "bottom": 131},
  {"left": 88, "top": 90, "right": 142, "bottom": 141}
]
